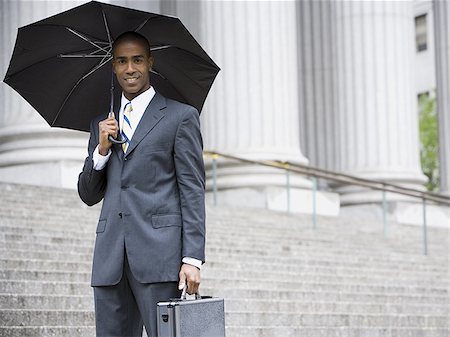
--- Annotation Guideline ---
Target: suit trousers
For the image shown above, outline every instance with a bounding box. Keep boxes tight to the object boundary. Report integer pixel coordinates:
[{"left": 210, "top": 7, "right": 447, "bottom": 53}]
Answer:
[{"left": 93, "top": 253, "right": 180, "bottom": 337}]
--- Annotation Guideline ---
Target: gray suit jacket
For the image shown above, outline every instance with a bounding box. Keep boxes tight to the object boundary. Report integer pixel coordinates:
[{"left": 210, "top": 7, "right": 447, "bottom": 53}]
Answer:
[{"left": 78, "top": 93, "right": 205, "bottom": 287}]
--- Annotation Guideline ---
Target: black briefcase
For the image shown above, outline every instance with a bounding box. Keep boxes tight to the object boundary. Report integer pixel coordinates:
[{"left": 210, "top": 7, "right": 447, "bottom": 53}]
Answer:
[{"left": 156, "top": 288, "right": 226, "bottom": 337}]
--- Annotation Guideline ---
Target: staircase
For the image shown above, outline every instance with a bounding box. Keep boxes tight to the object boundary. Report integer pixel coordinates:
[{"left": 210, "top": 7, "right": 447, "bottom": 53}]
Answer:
[{"left": 0, "top": 182, "right": 448, "bottom": 337}]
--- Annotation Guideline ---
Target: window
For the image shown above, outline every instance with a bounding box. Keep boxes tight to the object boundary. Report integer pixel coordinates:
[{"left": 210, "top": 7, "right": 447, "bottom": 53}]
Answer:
[
  {"left": 418, "top": 91, "right": 429, "bottom": 104},
  {"left": 415, "top": 14, "right": 427, "bottom": 52}
]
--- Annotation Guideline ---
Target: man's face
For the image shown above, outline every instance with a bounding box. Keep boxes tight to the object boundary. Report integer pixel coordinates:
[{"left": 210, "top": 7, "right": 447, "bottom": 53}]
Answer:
[{"left": 112, "top": 40, "right": 153, "bottom": 101}]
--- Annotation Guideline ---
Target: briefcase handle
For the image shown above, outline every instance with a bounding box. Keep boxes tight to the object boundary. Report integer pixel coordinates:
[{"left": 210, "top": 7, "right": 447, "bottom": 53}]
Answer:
[{"left": 180, "top": 285, "right": 202, "bottom": 301}]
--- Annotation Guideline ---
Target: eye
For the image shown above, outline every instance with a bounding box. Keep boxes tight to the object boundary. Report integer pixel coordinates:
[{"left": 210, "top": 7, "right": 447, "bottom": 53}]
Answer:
[{"left": 134, "top": 58, "right": 143, "bottom": 64}]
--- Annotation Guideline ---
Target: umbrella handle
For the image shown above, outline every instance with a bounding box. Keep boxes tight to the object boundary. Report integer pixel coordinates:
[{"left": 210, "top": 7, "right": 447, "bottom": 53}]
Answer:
[
  {"left": 108, "top": 135, "right": 126, "bottom": 144},
  {"left": 107, "top": 110, "right": 125, "bottom": 144}
]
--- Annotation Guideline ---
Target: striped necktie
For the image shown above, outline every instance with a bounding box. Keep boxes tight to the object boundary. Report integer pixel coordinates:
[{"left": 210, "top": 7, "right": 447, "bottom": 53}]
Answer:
[{"left": 121, "top": 102, "right": 133, "bottom": 153}]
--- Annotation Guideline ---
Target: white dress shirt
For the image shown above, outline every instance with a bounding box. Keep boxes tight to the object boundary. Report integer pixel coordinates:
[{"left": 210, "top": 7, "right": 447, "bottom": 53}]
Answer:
[
  {"left": 93, "top": 87, "right": 156, "bottom": 169},
  {"left": 92, "top": 87, "right": 202, "bottom": 270}
]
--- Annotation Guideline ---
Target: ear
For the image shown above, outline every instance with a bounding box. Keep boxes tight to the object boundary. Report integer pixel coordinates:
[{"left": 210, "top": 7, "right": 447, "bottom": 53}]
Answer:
[{"left": 148, "top": 55, "right": 154, "bottom": 70}]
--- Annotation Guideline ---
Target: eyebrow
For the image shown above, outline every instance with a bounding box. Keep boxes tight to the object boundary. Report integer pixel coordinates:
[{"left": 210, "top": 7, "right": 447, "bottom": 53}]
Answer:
[{"left": 114, "top": 55, "right": 146, "bottom": 62}]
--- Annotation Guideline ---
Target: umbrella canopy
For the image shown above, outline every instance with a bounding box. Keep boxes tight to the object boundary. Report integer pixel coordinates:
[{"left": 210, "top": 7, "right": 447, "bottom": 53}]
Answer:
[{"left": 3, "top": 1, "right": 220, "bottom": 132}]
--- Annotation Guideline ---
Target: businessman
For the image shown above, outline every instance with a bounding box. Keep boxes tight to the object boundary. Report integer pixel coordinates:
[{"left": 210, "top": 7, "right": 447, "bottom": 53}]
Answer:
[{"left": 78, "top": 31, "right": 205, "bottom": 337}]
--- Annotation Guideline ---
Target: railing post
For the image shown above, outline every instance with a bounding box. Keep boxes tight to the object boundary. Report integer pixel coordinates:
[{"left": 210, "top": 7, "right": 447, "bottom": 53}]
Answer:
[
  {"left": 312, "top": 177, "right": 317, "bottom": 229},
  {"left": 382, "top": 189, "right": 388, "bottom": 237},
  {"left": 422, "top": 198, "right": 428, "bottom": 255},
  {"left": 286, "top": 168, "right": 291, "bottom": 214},
  {"left": 212, "top": 154, "right": 218, "bottom": 206}
]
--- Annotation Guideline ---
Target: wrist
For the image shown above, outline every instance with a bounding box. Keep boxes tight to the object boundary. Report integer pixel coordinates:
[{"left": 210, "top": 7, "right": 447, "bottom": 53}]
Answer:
[
  {"left": 98, "top": 144, "right": 109, "bottom": 156},
  {"left": 182, "top": 257, "right": 202, "bottom": 270}
]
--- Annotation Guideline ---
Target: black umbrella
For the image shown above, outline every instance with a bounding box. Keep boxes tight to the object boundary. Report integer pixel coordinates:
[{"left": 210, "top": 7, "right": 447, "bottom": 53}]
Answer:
[{"left": 3, "top": 1, "right": 220, "bottom": 132}]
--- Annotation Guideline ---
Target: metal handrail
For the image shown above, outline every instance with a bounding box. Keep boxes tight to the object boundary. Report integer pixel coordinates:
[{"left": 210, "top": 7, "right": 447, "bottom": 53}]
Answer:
[
  {"left": 204, "top": 150, "right": 450, "bottom": 255},
  {"left": 204, "top": 150, "right": 450, "bottom": 206}
]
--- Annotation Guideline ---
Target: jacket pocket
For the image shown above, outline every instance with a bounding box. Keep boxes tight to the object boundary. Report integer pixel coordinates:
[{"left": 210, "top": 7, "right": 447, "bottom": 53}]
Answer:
[
  {"left": 142, "top": 143, "right": 171, "bottom": 154},
  {"left": 96, "top": 219, "right": 107, "bottom": 233},
  {"left": 151, "top": 214, "right": 182, "bottom": 229}
]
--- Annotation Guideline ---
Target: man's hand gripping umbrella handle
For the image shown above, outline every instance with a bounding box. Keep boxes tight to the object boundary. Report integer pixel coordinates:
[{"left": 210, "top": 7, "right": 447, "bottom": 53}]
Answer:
[{"left": 107, "top": 111, "right": 126, "bottom": 144}]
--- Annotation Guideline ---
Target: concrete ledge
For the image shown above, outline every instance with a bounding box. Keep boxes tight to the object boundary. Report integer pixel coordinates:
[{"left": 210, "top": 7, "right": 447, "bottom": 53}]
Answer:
[{"left": 207, "top": 186, "right": 340, "bottom": 217}]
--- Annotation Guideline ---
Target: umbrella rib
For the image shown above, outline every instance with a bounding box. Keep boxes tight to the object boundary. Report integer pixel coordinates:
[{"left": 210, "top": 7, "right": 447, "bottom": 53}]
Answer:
[
  {"left": 151, "top": 45, "right": 172, "bottom": 52},
  {"left": 60, "top": 54, "right": 110, "bottom": 58},
  {"left": 101, "top": 7, "right": 113, "bottom": 46},
  {"left": 81, "top": 57, "right": 113, "bottom": 81},
  {"left": 150, "top": 69, "right": 166, "bottom": 80},
  {"left": 135, "top": 17, "right": 150, "bottom": 32},
  {"left": 51, "top": 56, "right": 112, "bottom": 126},
  {"left": 65, "top": 27, "right": 110, "bottom": 55}
]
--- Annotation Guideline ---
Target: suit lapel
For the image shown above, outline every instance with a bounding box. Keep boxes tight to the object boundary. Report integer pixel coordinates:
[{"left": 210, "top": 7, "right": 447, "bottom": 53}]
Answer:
[{"left": 124, "top": 92, "right": 166, "bottom": 158}]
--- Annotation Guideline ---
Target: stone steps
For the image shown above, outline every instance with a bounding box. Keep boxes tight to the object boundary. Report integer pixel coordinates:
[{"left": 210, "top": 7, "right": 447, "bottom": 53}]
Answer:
[
  {"left": 204, "top": 288, "right": 448, "bottom": 305},
  {"left": 0, "top": 326, "right": 96, "bottom": 337},
  {"left": 0, "top": 309, "right": 447, "bottom": 328},
  {"left": 1, "top": 248, "right": 446, "bottom": 274},
  {"left": 1, "top": 257, "right": 446, "bottom": 282},
  {"left": 3, "top": 293, "right": 448, "bottom": 316},
  {"left": 1, "top": 325, "right": 446, "bottom": 337},
  {"left": 0, "top": 233, "right": 93, "bottom": 248},
  {"left": 1, "top": 241, "right": 93, "bottom": 254},
  {"left": 3, "top": 267, "right": 446, "bottom": 288},
  {"left": 225, "top": 312, "right": 449, "bottom": 327},
  {"left": 0, "top": 309, "right": 94, "bottom": 327},
  {"left": 0, "top": 259, "right": 91, "bottom": 273},
  {"left": 204, "top": 260, "right": 447, "bottom": 276},
  {"left": 202, "top": 278, "right": 448, "bottom": 296},
  {"left": 0, "top": 269, "right": 90, "bottom": 282},
  {"left": 2, "top": 236, "right": 443, "bottom": 266},
  {"left": 0, "top": 182, "right": 448, "bottom": 337},
  {"left": 2, "top": 280, "right": 446, "bottom": 307},
  {"left": 225, "top": 327, "right": 449, "bottom": 337},
  {"left": 0, "top": 294, "right": 93, "bottom": 310},
  {"left": 3, "top": 219, "right": 441, "bottom": 245},
  {"left": 224, "top": 299, "right": 450, "bottom": 316},
  {"left": 1, "top": 215, "right": 446, "bottom": 257},
  {"left": 3, "top": 213, "right": 445, "bottom": 251},
  {"left": 0, "top": 225, "right": 445, "bottom": 263},
  {"left": 0, "top": 280, "right": 90, "bottom": 296},
  {"left": 2, "top": 205, "right": 447, "bottom": 237},
  {"left": 1, "top": 226, "right": 443, "bottom": 259},
  {"left": 0, "top": 249, "right": 92, "bottom": 262}
]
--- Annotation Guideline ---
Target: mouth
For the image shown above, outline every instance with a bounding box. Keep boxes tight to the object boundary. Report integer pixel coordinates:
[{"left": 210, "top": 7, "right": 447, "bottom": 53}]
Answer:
[{"left": 124, "top": 77, "right": 139, "bottom": 84}]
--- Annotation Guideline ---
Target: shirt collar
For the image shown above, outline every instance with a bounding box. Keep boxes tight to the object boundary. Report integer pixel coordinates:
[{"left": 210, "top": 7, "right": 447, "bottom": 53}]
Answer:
[
  {"left": 120, "top": 86, "right": 156, "bottom": 113},
  {"left": 119, "top": 87, "right": 156, "bottom": 133}
]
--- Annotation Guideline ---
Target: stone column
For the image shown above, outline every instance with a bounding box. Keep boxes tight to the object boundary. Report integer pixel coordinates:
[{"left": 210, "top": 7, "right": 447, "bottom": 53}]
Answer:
[
  {"left": 0, "top": 0, "right": 161, "bottom": 189},
  {"left": 433, "top": 0, "right": 450, "bottom": 196},
  {"left": 187, "top": 1, "right": 332, "bottom": 213},
  {"left": 200, "top": 1, "right": 306, "bottom": 161},
  {"left": 297, "top": 0, "right": 337, "bottom": 172},
  {"left": 298, "top": 1, "right": 427, "bottom": 204},
  {"left": 0, "top": 0, "right": 91, "bottom": 189}
]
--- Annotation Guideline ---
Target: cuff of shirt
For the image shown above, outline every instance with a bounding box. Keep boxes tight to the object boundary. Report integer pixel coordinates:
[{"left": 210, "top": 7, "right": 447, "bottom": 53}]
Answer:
[
  {"left": 182, "top": 257, "right": 202, "bottom": 270},
  {"left": 92, "top": 145, "right": 112, "bottom": 170}
]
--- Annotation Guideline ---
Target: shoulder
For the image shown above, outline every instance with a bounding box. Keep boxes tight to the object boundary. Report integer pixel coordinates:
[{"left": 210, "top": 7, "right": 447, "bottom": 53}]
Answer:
[
  {"left": 157, "top": 94, "right": 200, "bottom": 125},
  {"left": 164, "top": 97, "right": 199, "bottom": 118}
]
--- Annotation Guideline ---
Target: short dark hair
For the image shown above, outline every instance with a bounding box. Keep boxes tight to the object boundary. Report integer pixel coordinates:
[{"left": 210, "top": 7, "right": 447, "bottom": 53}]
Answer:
[{"left": 112, "top": 31, "right": 151, "bottom": 57}]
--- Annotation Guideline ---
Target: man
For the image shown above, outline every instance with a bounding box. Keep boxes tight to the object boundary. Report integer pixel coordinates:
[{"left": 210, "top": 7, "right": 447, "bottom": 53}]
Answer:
[{"left": 78, "top": 31, "right": 205, "bottom": 337}]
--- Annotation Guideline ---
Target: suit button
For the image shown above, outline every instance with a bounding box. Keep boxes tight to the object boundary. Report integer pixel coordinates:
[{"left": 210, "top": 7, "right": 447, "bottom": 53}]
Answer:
[
  {"left": 124, "top": 157, "right": 128, "bottom": 161},
  {"left": 121, "top": 185, "right": 128, "bottom": 190},
  {"left": 119, "top": 212, "right": 123, "bottom": 218}
]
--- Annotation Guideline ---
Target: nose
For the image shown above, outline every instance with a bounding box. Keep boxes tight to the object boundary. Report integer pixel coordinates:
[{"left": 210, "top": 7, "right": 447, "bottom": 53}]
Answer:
[{"left": 125, "top": 61, "right": 135, "bottom": 73}]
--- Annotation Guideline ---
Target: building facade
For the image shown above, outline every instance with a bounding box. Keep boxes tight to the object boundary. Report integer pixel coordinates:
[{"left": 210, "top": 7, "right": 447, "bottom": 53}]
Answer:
[{"left": 0, "top": 0, "right": 448, "bottom": 209}]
